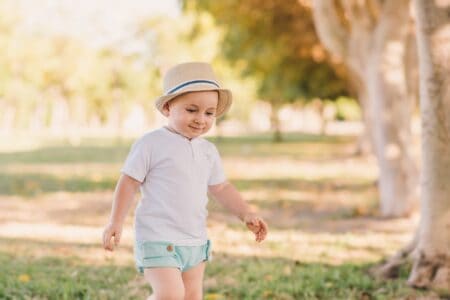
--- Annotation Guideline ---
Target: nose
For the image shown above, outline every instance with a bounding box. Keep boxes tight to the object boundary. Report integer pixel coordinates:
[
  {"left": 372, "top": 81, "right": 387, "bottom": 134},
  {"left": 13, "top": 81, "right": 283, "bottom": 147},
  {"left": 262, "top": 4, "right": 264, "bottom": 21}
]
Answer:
[{"left": 195, "top": 115, "right": 206, "bottom": 124}]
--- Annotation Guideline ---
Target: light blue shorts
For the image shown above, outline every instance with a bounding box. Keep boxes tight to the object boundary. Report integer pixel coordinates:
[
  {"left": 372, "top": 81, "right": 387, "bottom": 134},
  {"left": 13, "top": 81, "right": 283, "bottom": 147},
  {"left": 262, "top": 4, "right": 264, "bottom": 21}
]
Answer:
[{"left": 134, "top": 240, "right": 211, "bottom": 274}]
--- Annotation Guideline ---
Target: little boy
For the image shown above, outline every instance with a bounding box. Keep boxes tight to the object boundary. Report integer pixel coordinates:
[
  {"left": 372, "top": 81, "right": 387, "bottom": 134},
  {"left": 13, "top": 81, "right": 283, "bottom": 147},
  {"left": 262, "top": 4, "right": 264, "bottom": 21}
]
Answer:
[{"left": 103, "top": 62, "right": 268, "bottom": 300}]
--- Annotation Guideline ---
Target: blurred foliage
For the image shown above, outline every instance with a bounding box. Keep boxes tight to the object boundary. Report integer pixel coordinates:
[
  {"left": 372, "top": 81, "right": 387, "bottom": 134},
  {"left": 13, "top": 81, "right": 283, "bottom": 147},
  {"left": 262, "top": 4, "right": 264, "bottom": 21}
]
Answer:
[
  {"left": 0, "top": 3, "right": 160, "bottom": 131},
  {"left": 0, "top": 32, "right": 159, "bottom": 129},
  {"left": 190, "top": 0, "right": 350, "bottom": 106},
  {"left": 335, "top": 97, "right": 362, "bottom": 121}
]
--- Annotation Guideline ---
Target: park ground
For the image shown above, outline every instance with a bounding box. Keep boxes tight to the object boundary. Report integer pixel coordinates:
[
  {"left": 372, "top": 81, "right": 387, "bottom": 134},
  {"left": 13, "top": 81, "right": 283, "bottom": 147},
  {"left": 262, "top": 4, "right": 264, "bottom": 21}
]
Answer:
[{"left": 0, "top": 132, "right": 442, "bottom": 299}]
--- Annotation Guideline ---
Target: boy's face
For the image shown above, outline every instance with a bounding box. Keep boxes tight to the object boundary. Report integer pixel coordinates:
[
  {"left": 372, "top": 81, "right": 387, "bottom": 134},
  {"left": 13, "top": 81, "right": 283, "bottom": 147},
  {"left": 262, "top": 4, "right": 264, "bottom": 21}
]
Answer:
[{"left": 163, "top": 90, "right": 218, "bottom": 139}]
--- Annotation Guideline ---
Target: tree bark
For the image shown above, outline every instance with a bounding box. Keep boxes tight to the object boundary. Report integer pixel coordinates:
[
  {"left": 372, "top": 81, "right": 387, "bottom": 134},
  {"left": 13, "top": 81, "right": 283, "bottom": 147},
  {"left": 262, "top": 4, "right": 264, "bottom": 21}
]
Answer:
[
  {"left": 366, "top": 0, "right": 418, "bottom": 217},
  {"left": 408, "top": 0, "right": 450, "bottom": 290},
  {"left": 312, "top": 0, "right": 418, "bottom": 217},
  {"left": 371, "top": 229, "right": 419, "bottom": 279}
]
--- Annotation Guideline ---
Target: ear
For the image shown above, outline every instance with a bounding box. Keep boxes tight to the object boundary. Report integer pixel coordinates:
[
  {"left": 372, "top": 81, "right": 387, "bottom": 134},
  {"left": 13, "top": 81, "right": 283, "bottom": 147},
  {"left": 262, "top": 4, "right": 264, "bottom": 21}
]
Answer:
[{"left": 162, "top": 102, "right": 170, "bottom": 117}]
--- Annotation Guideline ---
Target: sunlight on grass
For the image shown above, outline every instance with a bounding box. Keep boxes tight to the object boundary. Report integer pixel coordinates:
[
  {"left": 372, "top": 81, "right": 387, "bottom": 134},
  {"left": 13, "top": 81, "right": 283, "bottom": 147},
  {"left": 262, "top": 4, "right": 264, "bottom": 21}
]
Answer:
[{"left": 224, "top": 156, "right": 378, "bottom": 180}]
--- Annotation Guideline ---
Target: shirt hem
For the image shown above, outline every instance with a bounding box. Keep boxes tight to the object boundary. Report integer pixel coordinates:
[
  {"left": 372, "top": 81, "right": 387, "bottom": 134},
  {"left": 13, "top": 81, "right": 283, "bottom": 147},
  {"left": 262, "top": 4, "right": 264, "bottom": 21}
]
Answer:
[{"left": 135, "top": 237, "right": 208, "bottom": 247}]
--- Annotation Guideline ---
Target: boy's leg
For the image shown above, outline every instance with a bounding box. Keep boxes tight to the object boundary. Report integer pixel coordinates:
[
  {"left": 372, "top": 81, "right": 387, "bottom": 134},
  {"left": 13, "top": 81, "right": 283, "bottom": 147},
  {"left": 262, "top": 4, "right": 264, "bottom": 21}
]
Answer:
[
  {"left": 144, "top": 267, "right": 184, "bottom": 300},
  {"left": 181, "top": 262, "right": 206, "bottom": 300}
]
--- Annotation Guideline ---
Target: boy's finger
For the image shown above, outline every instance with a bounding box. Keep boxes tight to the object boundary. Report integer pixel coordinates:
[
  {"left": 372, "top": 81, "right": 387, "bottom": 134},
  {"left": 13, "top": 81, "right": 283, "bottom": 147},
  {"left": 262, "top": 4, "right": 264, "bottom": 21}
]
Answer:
[
  {"left": 103, "top": 230, "right": 113, "bottom": 251},
  {"left": 256, "top": 225, "right": 267, "bottom": 242},
  {"left": 102, "top": 230, "right": 109, "bottom": 248},
  {"left": 260, "top": 231, "right": 266, "bottom": 241},
  {"left": 261, "top": 228, "right": 267, "bottom": 239},
  {"left": 257, "top": 233, "right": 263, "bottom": 242},
  {"left": 260, "top": 220, "right": 268, "bottom": 232},
  {"left": 104, "top": 236, "right": 111, "bottom": 250}
]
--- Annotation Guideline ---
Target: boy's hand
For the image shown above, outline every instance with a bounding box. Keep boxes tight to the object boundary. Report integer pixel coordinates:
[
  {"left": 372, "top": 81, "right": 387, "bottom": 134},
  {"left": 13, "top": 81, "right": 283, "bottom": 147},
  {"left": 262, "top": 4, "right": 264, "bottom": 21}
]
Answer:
[
  {"left": 102, "top": 223, "right": 123, "bottom": 251},
  {"left": 243, "top": 214, "right": 268, "bottom": 242}
]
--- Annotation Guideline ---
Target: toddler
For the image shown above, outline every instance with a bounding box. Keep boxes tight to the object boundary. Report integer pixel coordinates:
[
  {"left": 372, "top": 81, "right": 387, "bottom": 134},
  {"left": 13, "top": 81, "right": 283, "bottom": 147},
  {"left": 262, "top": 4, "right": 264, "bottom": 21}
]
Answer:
[{"left": 102, "top": 62, "right": 268, "bottom": 300}]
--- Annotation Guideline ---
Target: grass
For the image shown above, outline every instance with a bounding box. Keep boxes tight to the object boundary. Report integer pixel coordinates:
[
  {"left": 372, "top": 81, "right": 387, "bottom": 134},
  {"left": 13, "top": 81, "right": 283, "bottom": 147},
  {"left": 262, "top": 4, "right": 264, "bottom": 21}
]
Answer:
[
  {"left": 0, "top": 173, "right": 116, "bottom": 196},
  {"left": 0, "top": 132, "right": 437, "bottom": 299},
  {"left": 205, "top": 255, "right": 417, "bottom": 300},
  {"left": 1, "top": 250, "right": 423, "bottom": 300},
  {"left": 0, "top": 251, "right": 147, "bottom": 300}
]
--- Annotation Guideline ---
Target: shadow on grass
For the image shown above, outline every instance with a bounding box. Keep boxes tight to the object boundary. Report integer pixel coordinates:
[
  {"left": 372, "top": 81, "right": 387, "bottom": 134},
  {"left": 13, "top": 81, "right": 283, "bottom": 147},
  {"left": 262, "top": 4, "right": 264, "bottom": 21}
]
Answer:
[
  {"left": 0, "top": 145, "right": 130, "bottom": 165},
  {"left": 233, "top": 178, "right": 375, "bottom": 192},
  {"left": 211, "top": 132, "right": 358, "bottom": 160},
  {"left": 0, "top": 237, "right": 430, "bottom": 300},
  {"left": 209, "top": 132, "right": 355, "bottom": 144},
  {"left": 0, "top": 173, "right": 116, "bottom": 196}
]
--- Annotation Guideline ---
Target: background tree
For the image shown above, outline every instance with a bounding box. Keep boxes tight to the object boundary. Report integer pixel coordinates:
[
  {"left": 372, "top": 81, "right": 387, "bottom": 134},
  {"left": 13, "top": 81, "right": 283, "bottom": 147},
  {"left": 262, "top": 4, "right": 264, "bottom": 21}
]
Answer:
[
  {"left": 375, "top": 0, "right": 450, "bottom": 292},
  {"left": 0, "top": 6, "right": 159, "bottom": 136},
  {"left": 410, "top": 1, "right": 450, "bottom": 289},
  {"left": 312, "top": 0, "right": 418, "bottom": 217},
  {"left": 193, "top": 0, "right": 349, "bottom": 141}
]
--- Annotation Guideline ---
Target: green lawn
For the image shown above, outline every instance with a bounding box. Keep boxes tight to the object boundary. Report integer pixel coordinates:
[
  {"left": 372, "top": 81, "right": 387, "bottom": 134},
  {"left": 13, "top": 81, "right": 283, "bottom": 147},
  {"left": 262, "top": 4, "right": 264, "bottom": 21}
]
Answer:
[
  {"left": 0, "top": 247, "right": 421, "bottom": 300},
  {"left": 0, "top": 133, "right": 437, "bottom": 299}
]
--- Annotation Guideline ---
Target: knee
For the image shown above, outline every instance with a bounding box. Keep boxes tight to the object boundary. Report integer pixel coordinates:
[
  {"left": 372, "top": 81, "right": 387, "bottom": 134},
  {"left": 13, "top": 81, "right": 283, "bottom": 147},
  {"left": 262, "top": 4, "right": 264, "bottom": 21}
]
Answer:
[{"left": 152, "top": 287, "right": 185, "bottom": 300}]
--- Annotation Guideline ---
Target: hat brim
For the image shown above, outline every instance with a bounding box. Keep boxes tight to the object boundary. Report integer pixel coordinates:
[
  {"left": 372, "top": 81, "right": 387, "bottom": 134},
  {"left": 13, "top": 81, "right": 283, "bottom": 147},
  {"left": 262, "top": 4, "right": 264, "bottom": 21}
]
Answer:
[{"left": 155, "top": 86, "right": 232, "bottom": 118}]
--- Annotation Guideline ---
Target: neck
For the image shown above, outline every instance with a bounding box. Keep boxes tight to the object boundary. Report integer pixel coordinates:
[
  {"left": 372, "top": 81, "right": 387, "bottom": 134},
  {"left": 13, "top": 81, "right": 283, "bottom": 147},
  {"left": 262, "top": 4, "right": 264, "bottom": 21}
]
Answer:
[{"left": 164, "top": 125, "right": 193, "bottom": 140}]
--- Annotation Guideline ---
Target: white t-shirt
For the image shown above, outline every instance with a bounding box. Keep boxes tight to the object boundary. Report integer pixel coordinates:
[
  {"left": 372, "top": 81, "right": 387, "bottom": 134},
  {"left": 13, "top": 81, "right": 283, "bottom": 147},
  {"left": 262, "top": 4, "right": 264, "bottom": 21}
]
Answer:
[{"left": 121, "top": 127, "right": 226, "bottom": 246}]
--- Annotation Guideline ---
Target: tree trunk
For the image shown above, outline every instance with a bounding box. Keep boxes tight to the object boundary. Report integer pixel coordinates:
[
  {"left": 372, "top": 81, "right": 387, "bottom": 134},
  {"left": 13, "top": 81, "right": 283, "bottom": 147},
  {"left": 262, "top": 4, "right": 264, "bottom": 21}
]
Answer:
[
  {"left": 312, "top": 0, "right": 418, "bottom": 217},
  {"left": 404, "top": 20, "right": 420, "bottom": 112},
  {"left": 270, "top": 102, "right": 283, "bottom": 142},
  {"left": 366, "top": 0, "right": 418, "bottom": 217},
  {"left": 408, "top": 0, "right": 450, "bottom": 290}
]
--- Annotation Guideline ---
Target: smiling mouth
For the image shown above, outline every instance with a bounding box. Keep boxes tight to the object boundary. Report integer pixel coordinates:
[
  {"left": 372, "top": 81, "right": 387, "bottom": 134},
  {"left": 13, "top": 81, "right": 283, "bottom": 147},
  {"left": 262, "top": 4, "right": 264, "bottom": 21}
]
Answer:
[{"left": 189, "top": 125, "right": 203, "bottom": 130}]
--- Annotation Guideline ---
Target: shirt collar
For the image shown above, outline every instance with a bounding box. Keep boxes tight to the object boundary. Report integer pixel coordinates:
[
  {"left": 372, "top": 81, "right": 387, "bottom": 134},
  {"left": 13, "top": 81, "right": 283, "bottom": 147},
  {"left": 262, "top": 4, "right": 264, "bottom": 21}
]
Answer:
[{"left": 162, "top": 126, "right": 199, "bottom": 142}]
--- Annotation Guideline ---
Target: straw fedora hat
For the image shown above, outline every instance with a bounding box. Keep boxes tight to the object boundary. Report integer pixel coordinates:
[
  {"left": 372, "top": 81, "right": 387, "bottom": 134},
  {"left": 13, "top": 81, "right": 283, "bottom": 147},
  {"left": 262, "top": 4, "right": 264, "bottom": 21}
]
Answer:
[{"left": 155, "top": 62, "right": 232, "bottom": 118}]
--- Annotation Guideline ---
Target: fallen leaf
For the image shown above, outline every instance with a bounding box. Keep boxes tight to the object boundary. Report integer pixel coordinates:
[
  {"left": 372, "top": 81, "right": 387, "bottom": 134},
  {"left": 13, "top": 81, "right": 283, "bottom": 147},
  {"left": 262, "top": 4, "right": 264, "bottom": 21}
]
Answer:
[{"left": 18, "top": 274, "right": 30, "bottom": 283}]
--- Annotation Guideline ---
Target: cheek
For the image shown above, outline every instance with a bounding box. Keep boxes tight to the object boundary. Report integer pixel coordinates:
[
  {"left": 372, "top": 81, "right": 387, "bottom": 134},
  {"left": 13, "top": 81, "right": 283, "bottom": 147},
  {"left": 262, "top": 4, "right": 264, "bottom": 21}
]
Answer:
[
  {"left": 172, "top": 110, "right": 187, "bottom": 120},
  {"left": 169, "top": 112, "right": 183, "bottom": 124},
  {"left": 178, "top": 113, "right": 193, "bottom": 125}
]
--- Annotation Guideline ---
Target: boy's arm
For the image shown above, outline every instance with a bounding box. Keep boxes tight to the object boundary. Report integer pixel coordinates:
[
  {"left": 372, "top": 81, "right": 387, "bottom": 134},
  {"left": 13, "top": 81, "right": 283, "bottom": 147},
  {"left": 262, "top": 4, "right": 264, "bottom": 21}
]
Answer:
[
  {"left": 103, "top": 174, "right": 141, "bottom": 251},
  {"left": 208, "top": 181, "right": 253, "bottom": 221},
  {"left": 208, "top": 181, "right": 268, "bottom": 242}
]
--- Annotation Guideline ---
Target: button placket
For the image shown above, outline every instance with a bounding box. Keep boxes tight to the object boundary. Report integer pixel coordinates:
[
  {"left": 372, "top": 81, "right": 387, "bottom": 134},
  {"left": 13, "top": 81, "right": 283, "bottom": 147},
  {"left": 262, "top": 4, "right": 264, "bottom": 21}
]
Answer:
[{"left": 189, "top": 141, "right": 196, "bottom": 160}]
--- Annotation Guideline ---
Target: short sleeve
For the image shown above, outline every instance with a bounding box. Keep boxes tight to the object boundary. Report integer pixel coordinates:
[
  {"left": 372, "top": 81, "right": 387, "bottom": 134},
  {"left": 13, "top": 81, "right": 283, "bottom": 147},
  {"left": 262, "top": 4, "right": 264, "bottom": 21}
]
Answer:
[
  {"left": 121, "top": 137, "right": 152, "bottom": 183},
  {"left": 208, "top": 144, "right": 226, "bottom": 186}
]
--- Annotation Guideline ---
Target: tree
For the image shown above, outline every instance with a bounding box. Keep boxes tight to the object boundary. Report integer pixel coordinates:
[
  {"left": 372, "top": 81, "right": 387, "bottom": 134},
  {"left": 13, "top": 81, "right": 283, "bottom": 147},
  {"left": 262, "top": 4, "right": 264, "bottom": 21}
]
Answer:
[
  {"left": 409, "top": 0, "right": 450, "bottom": 289},
  {"left": 193, "top": 0, "right": 349, "bottom": 141},
  {"left": 376, "top": 0, "right": 450, "bottom": 292},
  {"left": 312, "top": 0, "right": 418, "bottom": 217}
]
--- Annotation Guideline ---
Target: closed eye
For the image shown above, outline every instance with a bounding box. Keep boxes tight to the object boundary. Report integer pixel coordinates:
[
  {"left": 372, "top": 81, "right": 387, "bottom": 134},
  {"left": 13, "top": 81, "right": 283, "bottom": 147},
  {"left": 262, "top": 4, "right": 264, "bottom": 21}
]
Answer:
[{"left": 186, "top": 109, "right": 197, "bottom": 113}]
